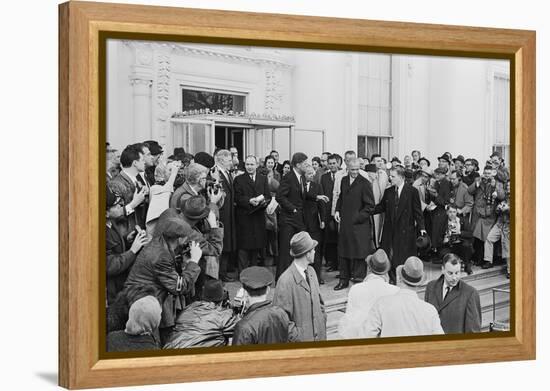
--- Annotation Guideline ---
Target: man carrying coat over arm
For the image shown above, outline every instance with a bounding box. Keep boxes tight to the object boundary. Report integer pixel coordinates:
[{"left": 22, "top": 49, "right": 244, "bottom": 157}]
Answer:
[{"left": 373, "top": 165, "right": 426, "bottom": 285}]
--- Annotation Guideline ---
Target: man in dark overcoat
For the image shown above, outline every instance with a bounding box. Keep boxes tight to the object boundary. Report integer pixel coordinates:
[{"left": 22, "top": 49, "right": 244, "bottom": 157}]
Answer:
[
  {"left": 334, "top": 158, "right": 375, "bottom": 290},
  {"left": 211, "top": 149, "right": 237, "bottom": 282},
  {"left": 424, "top": 253, "right": 481, "bottom": 334},
  {"left": 320, "top": 154, "right": 340, "bottom": 272},
  {"left": 234, "top": 156, "right": 271, "bottom": 273},
  {"left": 373, "top": 166, "right": 426, "bottom": 284}
]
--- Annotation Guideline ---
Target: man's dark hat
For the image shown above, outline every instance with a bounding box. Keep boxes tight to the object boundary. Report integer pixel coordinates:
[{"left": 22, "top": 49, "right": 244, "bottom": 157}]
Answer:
[
  {"left": 239, "top": 266, "right": 274, "bottom": 290},
  {"left": 160, "top": 218, "right": 190, "bottom": 239},
  {"left": 366, "top": 249, "right": 391, "bottom": 275},
  {"left": 438, "top": 155, "right": 451, "bottom": 164},
  {"left": 202, "top": 279, "right": 226, "bottom": 302},
  {"left": 453, "top": 155, "right": 465, "bottom": 164},
  {"left": 416, "top": 234, "right": 431, "bottom": 251},
  {"left": 144, "top": 140, "right": 163, "bottom": 156},
  {"left": 365, "top": 163, "right": 377, "bottom": 173},
  {"left": 181, "top": 195, "right": 210, "bottom": 221},
  {"left": 391, "top": 156, "right": 401, "bottom": 164},
  {"left": 418, "top": 157, "right": 431, "bottom": 167},
  {"left": 434, "top": 167, "right": 447, "bottom": 175}
]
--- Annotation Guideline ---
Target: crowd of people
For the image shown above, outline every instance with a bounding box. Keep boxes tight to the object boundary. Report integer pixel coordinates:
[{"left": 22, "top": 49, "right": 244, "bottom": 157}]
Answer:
[{"left": 105, "top": 140, "right": 510, "bottom": 351}]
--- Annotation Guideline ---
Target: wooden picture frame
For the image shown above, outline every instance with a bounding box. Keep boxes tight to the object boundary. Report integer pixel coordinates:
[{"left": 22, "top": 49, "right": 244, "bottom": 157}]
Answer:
[{"left": 58, "top": 1, "right": 536, "bottom": 388}]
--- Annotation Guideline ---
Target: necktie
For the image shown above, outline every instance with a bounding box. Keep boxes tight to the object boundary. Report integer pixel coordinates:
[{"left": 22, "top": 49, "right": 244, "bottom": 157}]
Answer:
[
  {"left": 299, "top": 175, "right": 304, "bottom": 196},
  {"left": 135, "top": 174, "right": 143, "bottom": 192},
  {"left": 305, "top": 269, "right": 311, "bottom": 288},
  {"left": 394, "top": 188, "right": 400, "bottom": 210},
  {"left": 331, "top": 173, "right": 335, "bottom": 182},
  {"left": 443, "top": 286, "right": 450, "bottom": 300}
]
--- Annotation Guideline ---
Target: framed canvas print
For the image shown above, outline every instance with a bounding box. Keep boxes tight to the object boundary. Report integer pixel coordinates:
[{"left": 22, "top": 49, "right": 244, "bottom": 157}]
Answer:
[{"left": 58, "top": 1, "right": 536, "bottom": 389}]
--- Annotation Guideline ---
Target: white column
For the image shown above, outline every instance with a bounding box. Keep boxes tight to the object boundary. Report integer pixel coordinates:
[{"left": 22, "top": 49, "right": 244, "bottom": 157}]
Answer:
[
  {"left": 130, "top": 78, "right": 153, "bottom": 141},
  {"left": 289, "top": 126, "right": 295, "bottom": 157}
]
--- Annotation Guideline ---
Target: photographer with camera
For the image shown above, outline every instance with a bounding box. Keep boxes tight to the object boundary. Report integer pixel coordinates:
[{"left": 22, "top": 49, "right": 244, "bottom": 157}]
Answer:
[
  {"left": 122, "top": 217, "right": 203, "bottom": 344},
  {"left": 163, "top": 279, "right": 239, "bottom": 349},
  {"left": 169, "top": 163, "right": 224, "bottom": 212},
  {"left": 106, "top": 186, "right": 149, "bottom": 306},
  {"left": 468, "top": 165, "right": 505, "bottom": 269}
]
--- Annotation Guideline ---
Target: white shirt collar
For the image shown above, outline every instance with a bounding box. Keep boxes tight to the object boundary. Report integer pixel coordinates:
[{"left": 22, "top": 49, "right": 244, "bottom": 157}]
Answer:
[
  {"left": 293, "top": 261, "right": 308, "bottom": 280},
  {"left": 397, "top": 181, "right": 405, "bottom": 197},
  {"left": 293, "top": 168, "right": 302, "bottom": 182},
  {"left": 442, "top": 280, "right": 454, "bottom": 298}
]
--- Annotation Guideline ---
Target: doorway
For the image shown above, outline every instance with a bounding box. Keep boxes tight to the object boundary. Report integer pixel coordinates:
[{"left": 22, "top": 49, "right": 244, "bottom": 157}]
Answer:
[{"left": 215, "top": 126, "right": 245, "bottom": 162}]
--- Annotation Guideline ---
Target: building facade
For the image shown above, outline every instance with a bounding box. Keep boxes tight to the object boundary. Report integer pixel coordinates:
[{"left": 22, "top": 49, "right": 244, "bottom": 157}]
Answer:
[{"left": 107, "top": 40, "right": 510, "bottom": 165}]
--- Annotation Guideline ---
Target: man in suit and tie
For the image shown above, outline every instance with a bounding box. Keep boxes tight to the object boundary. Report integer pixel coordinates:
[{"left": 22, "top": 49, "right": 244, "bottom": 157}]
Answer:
[
  {"left": 212, "top": 149, "right": 237, "bottom": 282},
  {"left": 275, "top": 152, "right": 309, "bottom": 280},
  {"left": 320, "top": 154, "right": 340, "bottom": 272},
  {"left": 303, "top": 164, "right": 327, "bottom": 284},
  {"left": 234, "top": 156, "right": 271, "bottom": 273},
  {"left": 424, "top": 252, "right": 481, "bottom": 334},
  {"left": 373, "top": 165, "right": 426, "bottom": 284},
  {"left": 109, "top": 144, "right": 148, "bottom": 238},
  {"left": 270, "top": 150, "right": 284, "bottom": 179}
]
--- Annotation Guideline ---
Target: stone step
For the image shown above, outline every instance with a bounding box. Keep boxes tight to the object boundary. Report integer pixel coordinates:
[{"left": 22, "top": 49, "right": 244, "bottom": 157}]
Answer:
[
  {"left": 324, "top": 265, "right": 508, "bottom": 313},
  {"left": 325, "top": 277, "right": 510, "bottom": 339}
]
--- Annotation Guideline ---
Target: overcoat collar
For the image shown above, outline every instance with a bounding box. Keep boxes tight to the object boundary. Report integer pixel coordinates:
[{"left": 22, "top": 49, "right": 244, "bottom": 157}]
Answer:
[{"left": 290, "top": 262, "right": 311, "bottom": 293}]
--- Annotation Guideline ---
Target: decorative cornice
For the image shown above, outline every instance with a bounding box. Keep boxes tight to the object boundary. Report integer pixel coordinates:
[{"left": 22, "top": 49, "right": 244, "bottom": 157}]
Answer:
[
  {"left": 171, "top": 110, "right": 295, "bottom": 123},
  {"left": 130, "top": 78, "right": 153, "bottom": 87},
  {"left": 122, "top": 40, "right": 292, "bottom": 69}
]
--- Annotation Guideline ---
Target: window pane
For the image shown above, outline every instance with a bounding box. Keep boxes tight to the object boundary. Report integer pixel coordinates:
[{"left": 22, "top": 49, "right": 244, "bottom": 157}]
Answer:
[
  {"left": 182, "top": 89, "right": 245, "bottom": 112},
  {"left": 380, "top": 109, "right": 391, "bottom": 136},
  {"left": 367, "top": 137, "right": 379, "bottom": 157},
  {"left": 357, "top": 136, "right": 366, "bottom": 158},
  {"left": 358, "top": 105, "right": 368, "bottom": 134},
  {"left": 367, "top": 107, "right": 380, "bottom": 134}
]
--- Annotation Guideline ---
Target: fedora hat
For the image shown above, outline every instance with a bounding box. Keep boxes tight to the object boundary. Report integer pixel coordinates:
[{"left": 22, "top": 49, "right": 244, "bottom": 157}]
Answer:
[
  {"left": 181, "top": 195, "right": 210, "bottom": 221},
  {"left": 416, "top": 234, "right": 431, "bottom": 251},
  {"left": 419, "top": 167, "right": 432, "bottom": 177},
  {"left": 289, "top": 231, "right": 318, "bottom": 257},
  {"left": 396, "top": 256, "right": 426, "bottom": 287},
  {"left": 418, "top": 157, "right": 431, "bottom": 167},
  {"left": 366, "top": 249, "right": 391, "bottom": 275}
]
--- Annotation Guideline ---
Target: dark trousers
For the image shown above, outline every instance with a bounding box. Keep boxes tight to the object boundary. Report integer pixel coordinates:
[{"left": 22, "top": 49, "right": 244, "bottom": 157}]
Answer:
[
  {"left": 238, "top": 249, "right": 260, "bottom": 273},
  {"left": 277, "top": 223, "right": 301, "bottom": 280},
  {"left": 310, "top": 230, "right": 323, "bottom": 281},
  {"left": 338, "top": 258, "right": 365, "bottom": 282},
  {"left": 219, "top": 252, "right": 231, "bottom": 278},
  {"left": 323, "top": 219, "right": 339, "bottom": 269}
]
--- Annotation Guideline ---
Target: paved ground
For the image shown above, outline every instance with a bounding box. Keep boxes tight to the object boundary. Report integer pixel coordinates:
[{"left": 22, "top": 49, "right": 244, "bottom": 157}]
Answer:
[{"left": 220, "top": 256, "right": 496, "bottom": 304}]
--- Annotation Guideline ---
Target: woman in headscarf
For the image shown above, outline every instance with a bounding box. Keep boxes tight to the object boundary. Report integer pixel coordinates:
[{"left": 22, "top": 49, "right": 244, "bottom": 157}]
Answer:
[{"left": 106, "top": 295, "right": 162, "bottom": 352}]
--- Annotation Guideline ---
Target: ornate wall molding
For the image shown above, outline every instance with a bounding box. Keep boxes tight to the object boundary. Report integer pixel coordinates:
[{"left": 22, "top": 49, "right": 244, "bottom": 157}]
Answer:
[
  {"left": 155, "top": 53, "right": 171, "bottom": 144},
  {"left": 122, "top": 40, "right": 293, "bottom": 69},
  {"left": 264, "top": 67, "right": 284, "bottom": 113}
]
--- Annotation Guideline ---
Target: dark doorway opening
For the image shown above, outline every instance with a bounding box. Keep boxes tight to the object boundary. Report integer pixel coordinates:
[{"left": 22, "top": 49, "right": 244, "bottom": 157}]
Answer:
[{"left": 215, "top": 126, "right": 245, "bottom": 162}]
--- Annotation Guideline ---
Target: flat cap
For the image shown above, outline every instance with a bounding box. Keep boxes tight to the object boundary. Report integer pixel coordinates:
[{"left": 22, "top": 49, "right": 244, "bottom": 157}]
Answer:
[{"left": 239, "top": 266, "right": 274, "bottom": 290}]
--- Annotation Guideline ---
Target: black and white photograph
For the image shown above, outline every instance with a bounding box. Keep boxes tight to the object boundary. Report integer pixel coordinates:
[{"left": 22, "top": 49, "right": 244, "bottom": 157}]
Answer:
[{"left": 104, "top": 39, "right": 511, "bottom": 352}]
